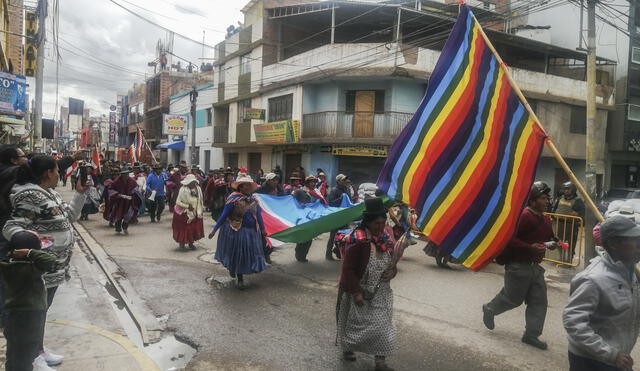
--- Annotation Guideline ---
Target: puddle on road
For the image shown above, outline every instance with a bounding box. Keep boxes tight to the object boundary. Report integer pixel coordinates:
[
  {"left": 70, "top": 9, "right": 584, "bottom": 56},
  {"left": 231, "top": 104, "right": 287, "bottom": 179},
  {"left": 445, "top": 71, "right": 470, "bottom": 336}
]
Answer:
[{"left": 144, "top": 334, "right": 197, "bottom": 371}]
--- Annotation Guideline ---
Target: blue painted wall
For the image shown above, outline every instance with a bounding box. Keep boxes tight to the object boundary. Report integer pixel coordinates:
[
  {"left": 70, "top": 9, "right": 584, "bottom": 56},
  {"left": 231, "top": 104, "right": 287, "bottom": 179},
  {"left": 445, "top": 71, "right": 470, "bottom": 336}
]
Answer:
[{"left": 391, "top": 80, "right": 426, "bottom": 113}]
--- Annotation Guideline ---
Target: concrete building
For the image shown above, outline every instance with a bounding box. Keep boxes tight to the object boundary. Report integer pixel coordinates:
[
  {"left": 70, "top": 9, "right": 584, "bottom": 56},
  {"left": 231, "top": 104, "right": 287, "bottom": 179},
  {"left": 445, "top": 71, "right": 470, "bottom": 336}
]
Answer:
[
  {"left": 164, "top": 83, "right": 223, "bottom": 171},
  {"left": 211, "top": 0, "right": 614, "bottom": 189}
]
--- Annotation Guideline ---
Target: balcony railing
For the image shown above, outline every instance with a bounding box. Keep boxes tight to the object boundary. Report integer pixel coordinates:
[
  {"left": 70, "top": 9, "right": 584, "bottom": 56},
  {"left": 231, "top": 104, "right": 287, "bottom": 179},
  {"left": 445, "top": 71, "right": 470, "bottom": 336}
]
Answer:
[
  {"left": 302, "top": 111, "right": 413, "bottom": 142},
  {"left": 214, "top": 125, "right": 229, "bottom": 144}
]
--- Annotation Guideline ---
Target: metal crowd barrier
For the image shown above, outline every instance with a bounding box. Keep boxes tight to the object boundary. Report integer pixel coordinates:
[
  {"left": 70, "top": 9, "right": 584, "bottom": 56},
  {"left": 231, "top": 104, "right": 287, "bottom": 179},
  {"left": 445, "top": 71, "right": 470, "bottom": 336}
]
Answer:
[{"left": 543, "top": 212, "right": 584, "bottom": 267}]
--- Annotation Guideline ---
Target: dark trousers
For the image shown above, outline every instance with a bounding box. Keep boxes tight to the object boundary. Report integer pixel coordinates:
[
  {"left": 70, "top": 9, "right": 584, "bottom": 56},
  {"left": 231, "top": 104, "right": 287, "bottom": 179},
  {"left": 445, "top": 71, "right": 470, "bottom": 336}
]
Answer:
[
  {"left": 326, "top": 229, "right": 337, "bottom": 257},
  {"left": 569, "top": 351, "right": 621, "bottom": 371},
  {"left": 147, "top": 195, "right": 166, "bottom": 221},
  {"left": 486, "top": 262, "right": 547, "bottom": 338},
  {"left": 295, "top": 241, "right": 313, "bottom": 261},
  {"left": 4, "top": 310, "right": 47, "bottom": 371}
]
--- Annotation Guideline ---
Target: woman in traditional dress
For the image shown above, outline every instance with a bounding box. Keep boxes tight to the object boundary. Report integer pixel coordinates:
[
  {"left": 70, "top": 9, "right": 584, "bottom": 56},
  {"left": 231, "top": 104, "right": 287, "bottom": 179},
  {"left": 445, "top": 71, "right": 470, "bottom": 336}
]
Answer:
[
  {"left": 337, "top": 197, "right": 399, "bottom": 371},
  {"left": 108, "top": 168, "right": 140, "bottom": 234},
  {"left": 208, "top": 169, "right": 266, "bottom": 289},
  {"left": 172, "top": 174, "right": 205, "bottom": 249}
]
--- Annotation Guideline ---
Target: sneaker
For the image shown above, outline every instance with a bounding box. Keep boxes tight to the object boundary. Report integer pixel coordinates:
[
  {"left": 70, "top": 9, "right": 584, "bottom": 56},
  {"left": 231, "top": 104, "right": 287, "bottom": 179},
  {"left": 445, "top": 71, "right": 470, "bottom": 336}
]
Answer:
[
  {"left": 33, "top": 355, "right": 56, "bottom": 371},
  {"left": 42, "top": 348, "right": 64, "bottom": 366}
]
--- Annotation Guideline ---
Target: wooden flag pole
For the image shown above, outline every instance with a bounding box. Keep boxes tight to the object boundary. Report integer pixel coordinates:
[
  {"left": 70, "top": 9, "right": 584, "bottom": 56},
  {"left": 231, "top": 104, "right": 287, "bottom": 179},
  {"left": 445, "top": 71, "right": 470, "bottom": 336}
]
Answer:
[
  {"left": 471, "top": 13, "right": 604, "bottom": 223},
  {"left": 136, "top": 124, "right": 159, "bottom": 165}
]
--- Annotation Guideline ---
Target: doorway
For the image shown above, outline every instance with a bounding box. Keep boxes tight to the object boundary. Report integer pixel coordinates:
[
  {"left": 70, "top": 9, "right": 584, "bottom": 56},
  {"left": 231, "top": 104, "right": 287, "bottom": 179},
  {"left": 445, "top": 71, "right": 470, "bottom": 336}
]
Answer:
[
  {"left": 204, "top": 150, "right": 211, "bottom": 171},
  {"left": 248, "top": 152, "right": 262, "bottom": 180},
  {"left": 354, "top": 91, "right": 375, "bottom": 138},
  {"left": 284, "top": 153, "right": 302, "bottom": 180},
  {"left": 227, "top": 152, "right": 239, "bottom": 168}
]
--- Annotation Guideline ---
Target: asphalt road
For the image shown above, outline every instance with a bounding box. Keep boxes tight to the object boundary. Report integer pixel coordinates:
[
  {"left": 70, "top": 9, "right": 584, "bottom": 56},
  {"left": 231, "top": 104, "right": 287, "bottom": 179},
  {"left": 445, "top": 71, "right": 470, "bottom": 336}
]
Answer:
[{"left": 68, "top": 186, "right": 640, "bottom": 371}]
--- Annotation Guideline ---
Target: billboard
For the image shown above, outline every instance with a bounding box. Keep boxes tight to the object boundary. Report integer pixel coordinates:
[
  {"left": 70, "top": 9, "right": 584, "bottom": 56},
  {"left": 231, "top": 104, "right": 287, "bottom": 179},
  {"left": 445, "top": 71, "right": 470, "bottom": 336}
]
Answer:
[
  {"left": 254, "top": 120, "right": 300, "bottom": 145},
  {"left": 69, "top": 98, "right": 84, "bottom": 115},
  {"left": 0, "top": 71, "right": 26, "bottom": 117},
  {"left": 24, "top": 11, "right": 37, "bottom": 77},
  {"left": 244, "top": 108, "right": 265, "bottom": 120},
  {"left": 109, "top": 111, "right": 117, "bottom": 143},
  {"left": 162, "top": 114, "right": 188, "bottom": 135}
]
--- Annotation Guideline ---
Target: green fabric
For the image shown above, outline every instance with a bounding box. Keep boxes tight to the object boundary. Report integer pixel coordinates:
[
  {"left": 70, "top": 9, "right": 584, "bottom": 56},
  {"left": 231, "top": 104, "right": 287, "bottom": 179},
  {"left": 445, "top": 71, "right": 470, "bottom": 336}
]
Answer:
[
  {"left": 270, "top": 197, "right": 393, "bottom": 243},
  {"left": 0, "top": 250, "right": 58, "bottom": 312}
]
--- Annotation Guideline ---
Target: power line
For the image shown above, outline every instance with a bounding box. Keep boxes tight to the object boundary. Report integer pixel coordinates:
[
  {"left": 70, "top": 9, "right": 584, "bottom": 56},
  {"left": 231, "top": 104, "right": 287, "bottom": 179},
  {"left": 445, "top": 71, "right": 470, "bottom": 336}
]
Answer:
[{"left": 106, "top": 0, "right": 216, "bottom": 49}]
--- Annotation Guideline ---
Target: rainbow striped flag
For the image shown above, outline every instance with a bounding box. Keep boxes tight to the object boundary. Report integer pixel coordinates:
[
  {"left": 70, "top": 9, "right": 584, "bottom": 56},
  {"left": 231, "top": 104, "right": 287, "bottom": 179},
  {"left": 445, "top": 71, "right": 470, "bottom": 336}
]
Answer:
[{"left": 377, "top": 5, "right": 547, "bottom": 271}]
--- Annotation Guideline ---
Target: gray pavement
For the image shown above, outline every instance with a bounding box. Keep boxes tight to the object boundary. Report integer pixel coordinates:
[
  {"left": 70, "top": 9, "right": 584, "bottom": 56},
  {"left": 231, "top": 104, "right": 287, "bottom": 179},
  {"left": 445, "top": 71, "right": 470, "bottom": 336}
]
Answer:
[{"left": 68, "top": 180, "right": 640, "bottom": 371}]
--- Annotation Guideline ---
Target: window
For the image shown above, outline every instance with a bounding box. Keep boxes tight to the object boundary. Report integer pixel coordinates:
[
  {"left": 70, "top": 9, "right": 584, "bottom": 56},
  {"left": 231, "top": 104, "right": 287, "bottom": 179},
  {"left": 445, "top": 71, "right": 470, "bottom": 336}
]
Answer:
[
  {"left": 629, "top": 104, "right": 640, "bottom": 122},
  {"left": 633, "top": 47, "right": 640, "bottom": 65},
  {"left": 237, "top": 99, "right": 252, "bottom": 123},
  {"left": 569, "top": 105, "right": 587, "bottom": 134},
  {"left": 268, "top": 94, "right": 293, "bottom": 122},
  {"left": 240, "top": 54, "right": 251, "bottom": 75},
  {"left": 206, "top": 108, "right": 213, "bottom": 126},
  {"left": 218, "top": 64, "right": 225, "bottom": 83},
  {"left": 345, "top": 90, "right": 385, "bottom": 112}
]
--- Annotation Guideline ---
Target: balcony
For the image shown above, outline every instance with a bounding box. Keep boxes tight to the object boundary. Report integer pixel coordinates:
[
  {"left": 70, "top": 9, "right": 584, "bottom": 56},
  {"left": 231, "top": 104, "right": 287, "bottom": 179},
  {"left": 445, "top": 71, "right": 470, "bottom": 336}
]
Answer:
[
  {"left": 301, "top": 111, "right": 413, "bottom": 144},
  {"left": 214, "top": 125, "right": 229, "bottom": 144}
]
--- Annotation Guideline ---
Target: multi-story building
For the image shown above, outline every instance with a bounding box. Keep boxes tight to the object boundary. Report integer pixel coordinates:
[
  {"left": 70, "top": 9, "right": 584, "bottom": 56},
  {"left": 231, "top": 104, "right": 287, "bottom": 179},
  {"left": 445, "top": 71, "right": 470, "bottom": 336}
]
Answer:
[
  {"left": 606, "top": 0, "right": 640, "bottom": 188},
  {"left": 7, "top": 0, "right": 23, "bottom": 75},
  {"left": 164, "top": 83, "right": 223, "bottom": 171},
  {"left": 0, "top": 0, "right": 26, "bottom": 144},
  {"left": 212, "top": 0, "right": 614, "bottom": 188}
]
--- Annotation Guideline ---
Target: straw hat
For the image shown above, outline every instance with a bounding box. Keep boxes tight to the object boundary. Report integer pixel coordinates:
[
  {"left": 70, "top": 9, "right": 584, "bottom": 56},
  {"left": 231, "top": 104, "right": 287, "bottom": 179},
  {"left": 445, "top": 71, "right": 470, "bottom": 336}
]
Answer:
[
  {"left": 304, "top": 175, "right": 318, "bottom": 184},
  {"left": 231, "top": 169, "right": 258, "bottom": 190},
  {"left": 181, "top": 173, "right": 200, "bottom": 186}
]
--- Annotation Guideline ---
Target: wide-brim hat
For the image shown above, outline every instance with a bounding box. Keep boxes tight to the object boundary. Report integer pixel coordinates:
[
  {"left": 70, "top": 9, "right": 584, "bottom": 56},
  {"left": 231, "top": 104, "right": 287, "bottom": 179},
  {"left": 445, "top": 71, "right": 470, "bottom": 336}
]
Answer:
[
  {"left": 152, "top": 164, "right": 163, "bottom": 169},
  {"left": 119, "top": 167, "right": 131, "bottom": 174},
  {"left": 181, "top": 174, "right": 200, "bottom": 186},
  {"left": 231, "top": 172, "right": 258, "bottom": 190},
  {"left": 304, "top": 175, "right": 318, "bottom": 183},
  {"left": 362, "top": 197, "right": 387, "bottom": 217}
]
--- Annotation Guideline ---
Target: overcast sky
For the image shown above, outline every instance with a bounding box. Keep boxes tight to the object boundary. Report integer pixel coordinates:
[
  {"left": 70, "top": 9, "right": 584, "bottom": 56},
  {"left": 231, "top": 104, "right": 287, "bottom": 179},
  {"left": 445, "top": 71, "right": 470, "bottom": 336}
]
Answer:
[{"left": 34, "top": 0, "right": 245, "bottom": 119}]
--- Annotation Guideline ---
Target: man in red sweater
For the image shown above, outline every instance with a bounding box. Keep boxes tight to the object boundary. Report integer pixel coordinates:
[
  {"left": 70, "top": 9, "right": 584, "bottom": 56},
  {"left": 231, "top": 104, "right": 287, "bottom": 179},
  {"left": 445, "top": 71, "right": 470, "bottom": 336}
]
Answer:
[{"left": 482, "top": 181, "right": 557, "bottom": 350}]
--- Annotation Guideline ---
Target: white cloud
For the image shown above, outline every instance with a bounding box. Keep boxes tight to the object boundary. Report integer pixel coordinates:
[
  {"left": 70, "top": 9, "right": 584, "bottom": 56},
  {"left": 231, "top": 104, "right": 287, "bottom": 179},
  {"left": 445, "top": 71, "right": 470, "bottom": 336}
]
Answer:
[{"left": 38, "top": 0, "right": 243, "bottom": 118}]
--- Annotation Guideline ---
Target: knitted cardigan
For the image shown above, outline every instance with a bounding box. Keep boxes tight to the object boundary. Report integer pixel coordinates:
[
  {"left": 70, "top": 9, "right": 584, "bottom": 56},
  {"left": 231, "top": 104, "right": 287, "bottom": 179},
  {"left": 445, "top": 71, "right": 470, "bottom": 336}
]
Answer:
[{"left": 2, "top": 183, "right": 85, "bottom": 288}]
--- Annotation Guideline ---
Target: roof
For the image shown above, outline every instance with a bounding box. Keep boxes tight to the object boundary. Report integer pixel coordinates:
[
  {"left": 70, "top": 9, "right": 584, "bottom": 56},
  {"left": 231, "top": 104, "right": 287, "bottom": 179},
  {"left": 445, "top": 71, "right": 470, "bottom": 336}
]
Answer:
[
  {"left": 267, "top": 0, "right": 616, "bottom": 64},
  {"left": 169, "top": 82, "right": 214, "bottom": 101}
]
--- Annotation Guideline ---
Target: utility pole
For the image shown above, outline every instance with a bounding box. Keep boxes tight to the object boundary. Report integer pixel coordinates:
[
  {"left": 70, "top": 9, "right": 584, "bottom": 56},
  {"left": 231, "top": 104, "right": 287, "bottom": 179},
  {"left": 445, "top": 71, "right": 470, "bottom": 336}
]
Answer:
[
  {"left": 34, "top": 0, "right": 47, "bottom": 145},
  {"left": 584, "top": 0, "right": 598, "bottom": 261},
  {"left": 189, "top": 86, "right": 198, "bottom": 166}
]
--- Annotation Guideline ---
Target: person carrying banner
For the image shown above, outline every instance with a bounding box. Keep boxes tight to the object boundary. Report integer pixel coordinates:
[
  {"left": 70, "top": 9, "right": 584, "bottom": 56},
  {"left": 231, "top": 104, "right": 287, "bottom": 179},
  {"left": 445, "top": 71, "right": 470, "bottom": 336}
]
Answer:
[
  {"left": 284, "top": 174, "right": 302, "bottom": 195},
  {"left": 172, "top": 174, "right": 205, "bottom": 249},
  {"left": 209, "top": 170, "right": 266, "bottom": 289},
  {"left": 337, "top": 197, "right": 399, "bottom": 371},
  {"left": 563, "top": 216, "right": 640, "bottom": 371},
  {"left": 292, "top": 176, "right": 328, "bottom": 263},
  {"left": 325, "top": 174, "right": 354, "bottom": 261},
  {"left": 255, "top": 173, "right": 284, "bottom": 264},
  {"left": 146, "top": 165, "right": 167, "bottom": 223},
  {"left": 482, "top": 181, "right": 557, "bottom": 350}
]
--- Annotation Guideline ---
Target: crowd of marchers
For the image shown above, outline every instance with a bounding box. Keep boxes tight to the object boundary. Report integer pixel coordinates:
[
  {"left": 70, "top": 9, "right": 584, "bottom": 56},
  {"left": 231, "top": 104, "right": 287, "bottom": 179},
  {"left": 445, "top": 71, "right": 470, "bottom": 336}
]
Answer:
[{"left": 0, "top": 144, "right": 639, "bottom": 371}]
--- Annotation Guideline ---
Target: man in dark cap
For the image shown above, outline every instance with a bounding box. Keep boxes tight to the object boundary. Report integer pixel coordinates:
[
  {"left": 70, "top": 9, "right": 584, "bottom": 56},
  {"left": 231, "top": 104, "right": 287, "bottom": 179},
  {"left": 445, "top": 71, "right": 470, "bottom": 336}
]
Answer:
[
  {"left": 564, "top": 216, "right": 640, "bottom": 371},
  {"left": 482, "top": 181, "right": 558, "bottom": 350}
]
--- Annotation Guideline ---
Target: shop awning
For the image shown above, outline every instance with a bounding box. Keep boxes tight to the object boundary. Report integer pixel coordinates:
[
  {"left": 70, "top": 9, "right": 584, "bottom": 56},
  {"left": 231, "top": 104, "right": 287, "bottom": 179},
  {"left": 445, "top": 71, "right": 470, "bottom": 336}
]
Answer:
[{"left": 156, "top": 141, "right": 185, "bottom": 150}]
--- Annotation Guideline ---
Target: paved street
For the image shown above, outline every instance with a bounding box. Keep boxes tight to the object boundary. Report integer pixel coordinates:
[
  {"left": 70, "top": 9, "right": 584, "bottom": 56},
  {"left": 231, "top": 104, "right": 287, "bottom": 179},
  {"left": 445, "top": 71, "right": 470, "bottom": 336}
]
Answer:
[{"left": 56, "top": 185, "right": 640, "bottom": 371}]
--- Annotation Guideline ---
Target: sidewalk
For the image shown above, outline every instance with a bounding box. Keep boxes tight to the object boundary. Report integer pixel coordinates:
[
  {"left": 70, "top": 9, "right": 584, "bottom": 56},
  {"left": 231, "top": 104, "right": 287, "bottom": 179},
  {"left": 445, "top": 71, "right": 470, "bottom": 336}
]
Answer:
[{"left": 0, "top": 233, "right": 159, "bottom": 370}]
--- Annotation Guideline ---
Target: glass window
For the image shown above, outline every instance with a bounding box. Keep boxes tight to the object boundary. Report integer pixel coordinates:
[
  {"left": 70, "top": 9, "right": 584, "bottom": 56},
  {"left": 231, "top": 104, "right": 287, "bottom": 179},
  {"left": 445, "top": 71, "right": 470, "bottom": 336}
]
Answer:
[
  {"left": 629, "top": 104, "right": 640, "bottom": 122},
  {"left": 268, "top": 94, "right": 293, "bottom": 122},
  {"left": 569, "top": 105, "right": 586, "bottom": 134},
  {"left": 206, "top": 108, "right": 213, "bottom": 126},
  {"left": 240, "top": 54, "right": 251, "bottom": 75},
  {"left": 634, "top": 47, "right": 640, "bottom": 65},
  {"left": 237, "top": 99, "right": 252, "bottom": 123}
]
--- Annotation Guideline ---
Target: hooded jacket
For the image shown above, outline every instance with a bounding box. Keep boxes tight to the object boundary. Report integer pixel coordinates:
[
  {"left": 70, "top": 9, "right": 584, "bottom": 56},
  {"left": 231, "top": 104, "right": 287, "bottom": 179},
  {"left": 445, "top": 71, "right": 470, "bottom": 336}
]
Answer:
[
  {"left": 563, "top": 250, "right": 640, "bottom": 365},
  {"left": 2, "top": 183, "right": 85, "bottom": 288}
]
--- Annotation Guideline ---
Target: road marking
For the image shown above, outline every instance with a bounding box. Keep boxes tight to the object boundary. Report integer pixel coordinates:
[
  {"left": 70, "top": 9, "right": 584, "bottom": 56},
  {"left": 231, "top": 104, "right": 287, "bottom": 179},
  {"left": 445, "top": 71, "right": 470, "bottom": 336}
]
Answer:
[{"left": 49, "top": 319, "right": 160, "bottom": 371}]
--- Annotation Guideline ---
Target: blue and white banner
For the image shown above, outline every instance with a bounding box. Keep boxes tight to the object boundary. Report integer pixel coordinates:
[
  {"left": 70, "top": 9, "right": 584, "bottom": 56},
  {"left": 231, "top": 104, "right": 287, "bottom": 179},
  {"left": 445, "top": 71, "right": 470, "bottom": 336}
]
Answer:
[{"left": 0, "top": 71, "right": 26, "bottom": 117}]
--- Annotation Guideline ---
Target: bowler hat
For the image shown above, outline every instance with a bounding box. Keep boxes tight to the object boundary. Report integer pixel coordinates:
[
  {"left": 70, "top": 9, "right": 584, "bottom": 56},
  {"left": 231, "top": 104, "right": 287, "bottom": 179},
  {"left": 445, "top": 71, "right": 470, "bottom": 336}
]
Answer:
[{"left": 362, "top": 197, "right": 387, "bottom": 218}]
